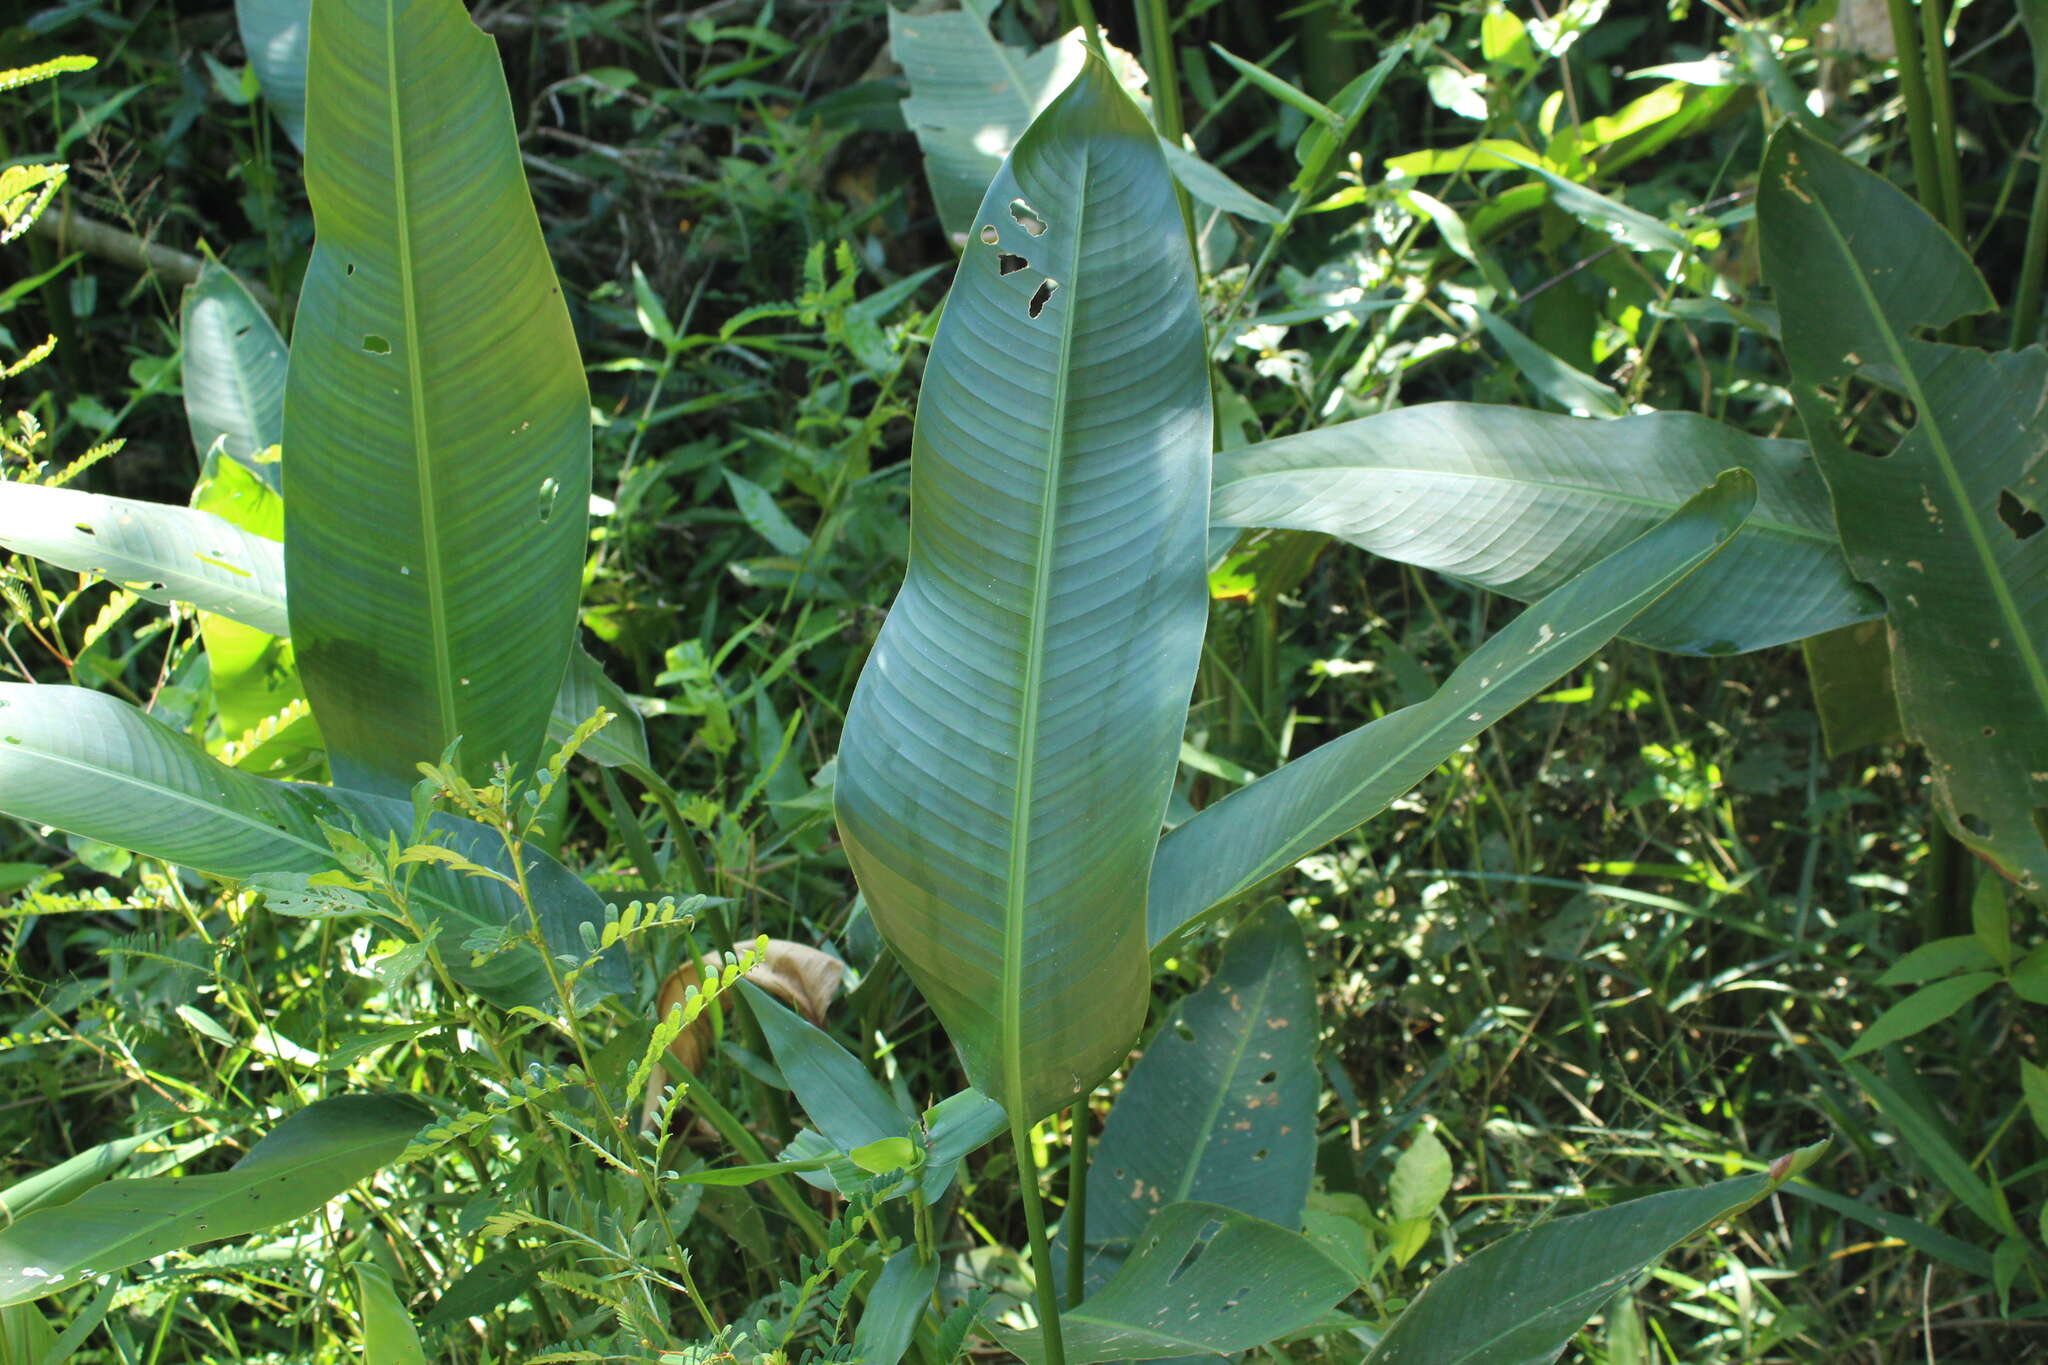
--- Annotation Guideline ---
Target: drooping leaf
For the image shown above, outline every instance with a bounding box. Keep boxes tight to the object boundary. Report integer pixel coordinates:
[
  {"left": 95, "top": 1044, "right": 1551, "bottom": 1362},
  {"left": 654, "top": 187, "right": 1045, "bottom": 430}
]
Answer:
[
  {"left": 0, "top": 1129, "right": 169, "bottom": 1223},
  {"left": 354, "top": 1263, "right": 427, "bottom": 1365},
  {"left": 836, "top": 61, "right": 1212, "bottom": 1124},
  {"left": 1760, "top": 126, "right": 2048, "bottom": 898},
  {"left": 1844, "top": 972, "right": 2001, "bottom": 1059},
  {"left": 1802, "top": 619, "right": 1904, "bottom": 754},
  {"left": 1077, "top": 907, "right": 1316, "bottom": 1293},
  {"left": 854, "top": 1244, "right": 939, "bottom": 1365},
  {"left": 0, "top": 483, "right": 290, "bottom": 638},
  {"left": 1474, "top": 309, "right": 1627, "bottom": 418},
  {"left": 286, "top": 0, "right": 591, "bottom": 796},
  {"left": 180, "top": 260, "right": 286, "bottom": 487},
  {"left": 0, "top": 1094, "right": 427, "bottom": 1306},
  {"left": 1150, "top": 471, "right": 1755, "bottom": 947},
  {"left": 999, "top": 1202, "right": 1355, "bottom": 1365},
  {"left": 236, "top": 0, "right": 309, "bottom": 150},
  {"left": 1363, "top": 1146, "right": 1825, "bottom": 1364},
  {"left": 0, "top": 684, "right": 623, "bottom": 1007},
  {"left": 1210, "top": 402, "right": 1873, "bottom": 654}
]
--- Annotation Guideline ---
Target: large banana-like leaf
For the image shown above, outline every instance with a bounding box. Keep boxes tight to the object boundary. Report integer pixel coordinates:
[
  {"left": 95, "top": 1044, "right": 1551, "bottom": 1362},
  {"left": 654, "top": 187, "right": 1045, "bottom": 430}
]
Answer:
[
  {"left": 286, "top": 0, "right": 590, "bottom": 797},
  {"left": 1759, "top": 127, "right": 2048, "bottom": 899},
  {"left": 836, "top": 61, "right": 1211, "bottom": 1124},
  {"left": 0, "top": 684, "right": 623, "bottom": 1007},
  {"left": 236, "top": 0, "right": 310, "bottom": 151},
  {"left": 1363, "top": 1145, "right": 1823, "bottom": 1363},
  {"left": 0, "top": 483, "right": 290, "bottom": 637},
  {"left": 0, "top": 1094, "right": 425, "bottom": 1307},
  {"left": 1149, "top": 471, "right": 1755, "bottom": 948},
  {"left": 1211, "top": 403, "right": 1876, "bottom": 654},
  {"left": 180, "top": 260, "right": 286, "bottom": 489},
  {"left": 0, "top": 487, "right": 640, "bottom": 770}
]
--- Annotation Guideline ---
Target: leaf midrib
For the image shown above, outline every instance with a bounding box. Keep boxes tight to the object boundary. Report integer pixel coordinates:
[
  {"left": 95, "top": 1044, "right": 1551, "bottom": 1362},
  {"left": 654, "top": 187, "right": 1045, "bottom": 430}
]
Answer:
[
  {"left": 1804, "top": 184, "right": 2048, "bottom": 730},
  {"left": 384, "top": 1, "right": 459, "bottom": 744}
]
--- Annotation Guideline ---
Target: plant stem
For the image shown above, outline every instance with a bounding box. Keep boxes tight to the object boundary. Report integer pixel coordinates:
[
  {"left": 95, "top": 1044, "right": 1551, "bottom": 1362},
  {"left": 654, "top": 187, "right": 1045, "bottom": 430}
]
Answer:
[
  {"left": 1918, "top": 0, "right": 1966, "bottom": 242},
  {"left": 2012, "top": 120, "right": 2048, "bottom": 347},
  {"left": 1134, "top": 0, "right": 1194, "bottom": 237},
  {"left": 1011, "top": 1112, "right": 1069, "bottom": 1365},
  {"left": 1884, "top": 0, "right": 1949, "bottom": 231},
  {"left": 1065, "top": 1099, "right": 1091, "bottom": 1307},
  {"left": 1069, "top": 0, "right": 1106, "bottom": 59}
]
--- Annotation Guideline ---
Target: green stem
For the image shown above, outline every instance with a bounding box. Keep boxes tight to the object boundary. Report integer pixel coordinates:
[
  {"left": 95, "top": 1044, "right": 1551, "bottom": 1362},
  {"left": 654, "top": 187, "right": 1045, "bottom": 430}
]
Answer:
[
  {"left": 2012, "top": 120, "right": 2048, "bottom": 347},
  {"left": 1134, "top": 0, "right": 1194, "bottom": 237},
  {"left": 1884, "top": 0, "right": 1949, "bottom": 230},
  {"left": 1012, "top": 1114, "right": 1069, "bottom": 1365},
  {"left": 1070, "top": 0, "right": 1106, "bottom": 59},
  {"left": 1918, "top": 0, "right": 1966, "bottom": 241},
  {"left": 1065, "top": 1100, "right": 1091, "bottom": 1308}
]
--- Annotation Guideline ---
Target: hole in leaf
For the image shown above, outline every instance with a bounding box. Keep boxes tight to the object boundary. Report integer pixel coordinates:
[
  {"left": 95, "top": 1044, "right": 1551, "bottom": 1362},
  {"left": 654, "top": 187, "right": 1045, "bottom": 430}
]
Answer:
[
  {"left": 1010, "top": 198, "right": 1048, "bottom": 235},
  {"left": 345, "top": 262, "right": 356, "bottom": 275},
  {"left": 1961, "top": 812, "right": 1991, "bottom": 838},
  {"left": 233, "top": 325, "right": 251, "bottom": 338},
  {"left": 979, "top": 224, "right": 1000, "bottom": 246},
  {"left": 73, "top": 523, "right": 94, "bottom": 536},
  {"left": 537, "top": 476, "right": 560, "bottom": 524},
  {"left": 361, "top": 334, "right": 391, "bottom": 355},
  {"left": 998, "top": 252, "right": 1029, "bottom": 276},
  {"left": 1027, "top": 279, "right": 1058, "bottom": 319},
  {"left": 1252, "top": 1147, "right": 1269, "bottom": 1161},
  {"left": 1173, "top": 1021, "right": 1195, "bottom": 1043},
  {"left": 1998, "top": 489, "right": 2044, "bottom": 540},
  {"left": 1258, "top": 1070, "right": 1277, "bottom": 1085}
]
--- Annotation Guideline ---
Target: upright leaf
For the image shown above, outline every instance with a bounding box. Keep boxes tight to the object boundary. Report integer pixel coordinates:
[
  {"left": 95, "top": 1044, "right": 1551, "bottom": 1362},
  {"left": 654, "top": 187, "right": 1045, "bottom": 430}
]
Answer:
[
  {"left": 286, "top": 0, "right": 591, "bottom": 796},
  {"left": 1363, "top": 1147, "right": 1824, "bottom": 1363},
  {"left": 180, "top": 260, "right": 286, "bottom": 488},
  {"left": 0, "top": 684, "right": 621, "bottom": 1007},
  {"left": 1078, "top": 908, "right": 1316, "bottom": 1292},
  {"left": 236, "top": 0, "right": 310, "bottom": 151},
  {"left": 1759, "top": 126, "right": 2048, "bottom": 898},
  {"left": 836, "top": 61, "right": 1212, "bottom": 1123},
  {"left": 0, "top": 1094, "right": 426, "bottom": 1306},
  {"left": 1210, "top": 402, "right": 1874, "bottom": 654},
  {"left": 1150, "top": 472, "right": 1755, "bottom": 947},
  {"left": 354, "top": 1263, "right": 428, "bottom": 1365},
  {"left": 853, "top": 1244, "right": 939, "bottom": 1365}
]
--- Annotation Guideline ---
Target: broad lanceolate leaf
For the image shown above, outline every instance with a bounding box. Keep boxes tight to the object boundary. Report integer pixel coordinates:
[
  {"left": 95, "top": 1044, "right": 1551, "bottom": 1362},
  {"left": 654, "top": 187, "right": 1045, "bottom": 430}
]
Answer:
[
  {"left": 1079, "top": 908, "right": 1316, "bottom": 1292},
  {"left": 0, "top": 684, "right": 623, "bottom": 1007},
  {"left": 1760, "top": 126, "right": 2048, "bottom": 898},
  {"left": 180, "top": 260, "right": 286, "bottom": 487},
  {"left": 0, "top": 1093, "right": 426, "bottom": 1306},
  {"left": 836, "top": 62, "right": 1212, "bottom": 1124},
  {"left": 1211, "top": 402, "right": 1874, "bottom": 654},
  {"left": 236, "top": 0, "right": 310, "bottom": 150},
  {"left": 853, "top": 1244, "right": 939, "bottom": 1365},
  {"left": 1150, "top": 472, "right": 1755, "bottom": 947},
  {"left": 738, "top": 980, "right": 903, "bottom": 1153},
  {"left": 0, "top": 483, "right": 289, "bottom": 638},
  {"left": 287, "top": 0, "right": 591, "bottom": 797},
  {"left": 1363, "top": 1145, "right": 1824, "bottom": 1364},
  {"left": 354, "top": 1263, "right": 428, "bottom": 1365},
  {"left": 1000, "top": 1202, "right": 1355, "bottom": 1365}
]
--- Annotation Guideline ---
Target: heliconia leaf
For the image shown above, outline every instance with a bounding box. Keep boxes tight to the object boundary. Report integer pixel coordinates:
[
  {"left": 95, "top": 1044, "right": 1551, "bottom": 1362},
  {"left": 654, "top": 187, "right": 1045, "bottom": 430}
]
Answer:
[
  {"left": 286, "top": 0, "right": 590, "bottom": 797},
  {"left": 836, "top": 61, "right": 1212, "bottom": 1124},
  {"left": 236, "top": 0, "right": 310, "bottom": 151},
  {"left": 0, "top": 482, "right": 291, "bottom": 637},
  {"left": 999, "top": 1202, "right": 1355, "bottom": 1365},
  {"left": 354, "top": 1263, "right": 427, "bottom": 1365},
  {"left": 0, "top": 684, "right": 625, "bottom": 1007},
  {"left": 1150, "top": 471, "right": 1755, "bottom": 948},
  {"left": 1210, "top": 402, "right": 1874, "bottom": 655},
  {"left": 0, "top": 1094, "right": 427, "bottom": 1307},
  {"left": 1801, "top": 619, "right": 1904, "bottom": 754},
  {"left": 1076, "top": 908, "right": 1316, "bottom": 1296},
  {"left": 1362, "top": 1145, "right": 1825, "bottom": 1364},
  {"left": 1759, "top": 125, "right": 2048, "bottom": 899},
  {"left": 180, "top": 259, "right": 286, "bottom": 487}
]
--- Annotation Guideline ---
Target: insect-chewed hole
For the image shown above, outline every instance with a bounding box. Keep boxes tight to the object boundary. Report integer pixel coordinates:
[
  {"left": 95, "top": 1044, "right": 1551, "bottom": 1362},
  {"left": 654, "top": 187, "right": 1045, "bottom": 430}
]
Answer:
[
  {"left": 1252, "top": 1147, "right": 1270, "bottom": 1161},
  {"left": 345, "top": 262, "right": 356, "bottom": 275},
  {"left": 233, "top": 325, "right": 251, "bottom": 338},
  {"left": 1257, "top": 1070, "right": 1277, "bottom": 1085},
  {"left": 1027, "top": 279, "right": 1058, "bottom": 318},
  {"left": 1998, "top": 488, "right": 2044, "bottom": 541},
  {"left": 1010, "top": 197, "right": 1048, "bottom": 235},
  {"left": 1961, "top": 812, "right": 1991, "bottom": 838},
  {"left": 1173, "top": 1021, "right": 1195, "bottom": 1043},
  {"left": 537, "top": 476, "right": 560, "bottom": 523},
  {"left": 997, "top": 252, "right": 1028, "bottom": 276},
  {"left": 361, "top": 334, "right": 391, "bottom": 355},
  {"left": 979, "top": 224, "right": 1000, "bottom": 246},
  {"left": 73, "top": 522, "right": 95, "bottom": 536}
]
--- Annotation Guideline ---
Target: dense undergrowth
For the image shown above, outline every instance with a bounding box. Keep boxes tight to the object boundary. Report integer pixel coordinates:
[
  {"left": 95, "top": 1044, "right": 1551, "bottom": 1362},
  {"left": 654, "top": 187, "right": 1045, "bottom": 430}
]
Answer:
[{"left": 0, "top": 0, "right": 2043, "bottom": 1361}]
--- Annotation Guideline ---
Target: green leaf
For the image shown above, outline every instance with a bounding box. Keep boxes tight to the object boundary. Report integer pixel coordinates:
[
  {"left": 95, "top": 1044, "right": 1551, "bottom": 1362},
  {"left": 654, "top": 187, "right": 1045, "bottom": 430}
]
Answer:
[
  {"left": 421, "top": 1249, "right": 546, "bottom": 1328},
  {"left": 1500, "top": 155, "right": 1690, "bottom": 254},
  {"left": 1077, "top": 908, "right": 1317, "bottom": 1290},
  {"left": 1389, "top": 1129, "right": 1452, "bottom": 1222},
  {"left": 1211, "top": 403, "right": 1871, "bottom": 655},
  {"left": 286, "top": 0, "right": 591, "bottom": 797},
  {"left": 1878, "top": 934, "right": 1996, "bottom": 986},
  {"left": 354, "top": 1263, "right": 426, "bottom": 1365},
  {"left": 837, "top": 61, "right": 1211, "bottom": 1124},
  {"left": 0, "top": 1130, "right": 168, "bottom": 1224},
  {"left": 1843, "top": 972, "right": 1999, "bottom": 1059},
  {"left": 0, "top": 1094, "right": 426, "bottom": 1306},
  {"left": 0, "top": 484, "right": 290, "bottom": 638},
  {"left": 854, "top": 1244, "right": 938, "bottom": 1365},
  {"left": 0, "top": 1301, "right": 54, "bottom": 1365},
  {"left": 1802, "top": 620, "right": 1904, "bottom": 755},
  {"left": 1150, "top": 471, "right": 1755, "bottom": 948},
  {"left": 849, "top": 1137, "right": 920, "bottom": 1175},
  {"left": 1474, "top": 309, "right": 1626, "bottom": 418},
  {"left": 236, "top": 0, "right": 309, "bottom": 150},
  {"left": 1973, "top": 872, "right": 2015, "bottom": 968},
  {"left": 1840, "top": 1059, "right": 2014, "bottom": 1234},
  {"left": 999, "top": 1202, "right": 1355, "bottom": 1365},
  {"left": 1759, "top": 125, "right": 2048, "bottom": 900},
  {"left": 2022, "top": 1060, "right": 2048, "bottom": 1141},
  {"left": 1363, "top": 1146, "right": 1823, "bottom": 1364},
  {"left": 0, "top": 683, "right": 622, "bottom": 1008},
  {"left": 180, "top": 260, "right": 286, "bottom": 487},
  {"left": 737, "top": 980, "right": 904, "bottom": 1152}
]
